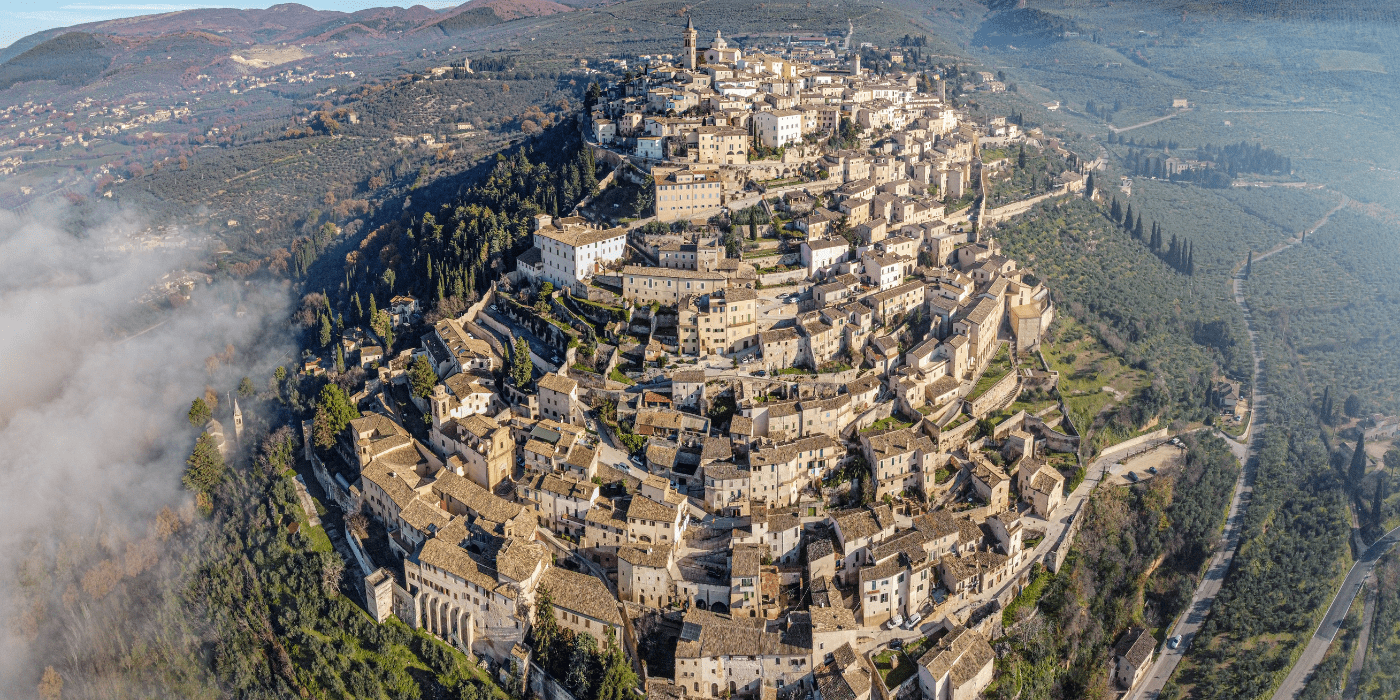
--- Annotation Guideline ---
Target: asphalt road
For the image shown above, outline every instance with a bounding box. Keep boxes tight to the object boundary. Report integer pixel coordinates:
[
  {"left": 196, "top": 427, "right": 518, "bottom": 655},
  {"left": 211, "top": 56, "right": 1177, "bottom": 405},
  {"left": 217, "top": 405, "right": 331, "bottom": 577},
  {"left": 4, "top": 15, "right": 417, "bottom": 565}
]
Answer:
[
  {"left": 1128, "top": 426, "right": 1256, "bottom": 700},
  {"left": 1270, "top": 524, "right": 1400, "bottom": 700},
  {"left": 1127, "top": 263, "right": 1268, "bottom": 700}
]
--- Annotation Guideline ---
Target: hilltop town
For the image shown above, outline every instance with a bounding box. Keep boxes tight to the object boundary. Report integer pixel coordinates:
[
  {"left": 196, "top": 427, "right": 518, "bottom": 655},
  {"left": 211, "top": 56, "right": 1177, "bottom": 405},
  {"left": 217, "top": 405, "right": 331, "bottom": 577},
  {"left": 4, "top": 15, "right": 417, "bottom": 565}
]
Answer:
[{"left": 290, "top": 19, "right": 1123, "bottom": 700}]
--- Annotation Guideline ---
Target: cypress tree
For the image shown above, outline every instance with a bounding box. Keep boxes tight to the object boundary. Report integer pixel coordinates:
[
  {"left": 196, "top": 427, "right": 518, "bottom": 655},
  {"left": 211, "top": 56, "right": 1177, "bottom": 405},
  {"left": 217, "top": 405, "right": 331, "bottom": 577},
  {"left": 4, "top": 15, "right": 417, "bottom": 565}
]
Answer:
[
  {"left": 1111, "top": 197, "right": 1122, "bottom": 222},
  {"left": 1321, "top": 386, "right": 1333, "bottom": 424},
  {"left": 1134, "top": 216, "right": 1145, "bottom": 242},
  {"left": 1187, "top": 242, "right": 1195, "bottom": 276},
  {"left": 1244, "top": 250, "right": 1253, "bottom": 279},
  {"left": 1374, "top": 473, "right": 1389, "bottom": 530},
  {"left": 1351, "top": 435, "right": 1369, "bottom": 491},
  {"left": 1124, "top": 203, "right": 1133, "bottom": 228}
]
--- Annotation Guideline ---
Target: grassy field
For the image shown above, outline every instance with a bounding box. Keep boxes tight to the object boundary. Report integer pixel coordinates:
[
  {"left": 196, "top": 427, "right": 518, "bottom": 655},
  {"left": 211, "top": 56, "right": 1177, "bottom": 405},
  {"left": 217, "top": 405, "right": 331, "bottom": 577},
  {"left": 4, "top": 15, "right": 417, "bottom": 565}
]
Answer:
[{"left": 1040, "top": 318, "right": 1151, "bottom": 444}]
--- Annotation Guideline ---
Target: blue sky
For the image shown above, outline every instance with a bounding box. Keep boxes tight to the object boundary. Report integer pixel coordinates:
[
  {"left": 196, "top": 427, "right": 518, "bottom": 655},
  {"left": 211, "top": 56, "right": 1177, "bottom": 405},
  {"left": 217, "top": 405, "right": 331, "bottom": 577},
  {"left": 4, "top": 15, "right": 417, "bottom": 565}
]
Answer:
[{"left": 0, "top": 1, "right": 458, "bottom": 49}]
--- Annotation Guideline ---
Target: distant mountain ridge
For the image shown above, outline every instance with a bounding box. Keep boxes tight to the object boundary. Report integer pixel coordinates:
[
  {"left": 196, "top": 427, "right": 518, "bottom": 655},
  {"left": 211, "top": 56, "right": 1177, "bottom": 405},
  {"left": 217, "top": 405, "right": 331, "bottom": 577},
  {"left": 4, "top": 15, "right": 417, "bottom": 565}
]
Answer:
[
  {"left": 1017, "top": 0, "right": 1400, "bottom": 22},
  {"left": 0, "top": 0, "right": 575, "bottom": 65}
]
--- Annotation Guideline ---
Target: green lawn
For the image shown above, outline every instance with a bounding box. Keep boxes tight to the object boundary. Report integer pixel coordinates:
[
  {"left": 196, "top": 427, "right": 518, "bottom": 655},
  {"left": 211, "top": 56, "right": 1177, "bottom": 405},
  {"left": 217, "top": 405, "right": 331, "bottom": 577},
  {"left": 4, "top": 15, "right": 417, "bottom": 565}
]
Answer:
[
  {"left": 862, "top": 417, "right": 913, "bottom": 434},
  {"left": 777, "top": 367, "right": 815, "bottom": 376},
  {"left": 286, "top": 482, "right": 333, "bottom": 554},
  {"left": 1040, "top": 317, "right": 1151, "bottom": 441},
  {"left": 742, "top": 248, "right": 783, "bottom": 259},
  {"left": 873, "top": 650, "right": 919, "bottom": 689},
  {"left": 609, "top": 368, "right": 635, "bottom": 385},
  {"left": 1008, "top": 397, "right": 1059, "bottom": 417},
  {"left": 968, "top": 344, "right": 1014, "bottom": 401}
]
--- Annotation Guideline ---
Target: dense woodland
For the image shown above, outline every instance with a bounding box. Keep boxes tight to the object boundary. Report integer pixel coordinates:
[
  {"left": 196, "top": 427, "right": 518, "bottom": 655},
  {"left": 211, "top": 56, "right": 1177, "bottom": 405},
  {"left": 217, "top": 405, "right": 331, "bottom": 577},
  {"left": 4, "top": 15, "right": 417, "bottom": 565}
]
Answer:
[
  {"left": 1174, "top": 404, "right": 1348, "bottom": 698},
  {"left": 1356, "top": 551, "right": 1400, "bottom": 698},
  {"left": 1117, "top": 141, "right": 1293, "bottom": 188},
  {"left": 0, "top": 31, "right": 111, "bottom": 90},
  {"left": 312, "top": 118, "right": 602, "bottom": 346},
  {"left": 990, "top": 433, "right": 1239, "bottom": 699}
]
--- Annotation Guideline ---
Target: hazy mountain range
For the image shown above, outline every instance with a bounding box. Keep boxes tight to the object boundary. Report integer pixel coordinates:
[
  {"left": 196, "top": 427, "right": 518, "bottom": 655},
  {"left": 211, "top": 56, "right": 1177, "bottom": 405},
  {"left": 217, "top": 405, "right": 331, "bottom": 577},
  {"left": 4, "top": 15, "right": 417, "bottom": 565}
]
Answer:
[{"left": 0, "top": 0, "right": 583, "bottom": 65}]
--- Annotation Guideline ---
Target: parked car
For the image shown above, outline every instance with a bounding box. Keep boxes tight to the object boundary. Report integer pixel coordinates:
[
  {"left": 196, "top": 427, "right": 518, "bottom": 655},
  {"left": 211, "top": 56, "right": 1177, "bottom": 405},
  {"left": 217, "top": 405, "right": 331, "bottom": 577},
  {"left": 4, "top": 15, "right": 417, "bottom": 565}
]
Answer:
[
  {"left": 1148, "top": 466, "right": 1159, "bottom": 475},
  {"left": 889, "top": 638, "right": 904, "bottom": 649},
  {"left": 886, "top": 614, "right": 904, "bottom": 630},
  {"left": 753, "top": 370, "right": 767, "bottom": 377},
  {"left": 1126, "top": 471, "right": 1139, "bottom": 482},
  {"left": 903, "top": 612, "right": 923, "bottom": 630},
  {"left": 1168, "top": 635, "right": 1182, "bottom": 649}
]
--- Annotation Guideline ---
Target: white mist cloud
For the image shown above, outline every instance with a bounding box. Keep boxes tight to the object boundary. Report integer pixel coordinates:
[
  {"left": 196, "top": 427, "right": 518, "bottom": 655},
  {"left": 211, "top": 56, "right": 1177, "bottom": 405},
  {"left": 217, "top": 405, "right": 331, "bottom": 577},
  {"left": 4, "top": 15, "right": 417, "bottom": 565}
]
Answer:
[{"left": 0, "top": 201, "right": 291, "bottom": 687}]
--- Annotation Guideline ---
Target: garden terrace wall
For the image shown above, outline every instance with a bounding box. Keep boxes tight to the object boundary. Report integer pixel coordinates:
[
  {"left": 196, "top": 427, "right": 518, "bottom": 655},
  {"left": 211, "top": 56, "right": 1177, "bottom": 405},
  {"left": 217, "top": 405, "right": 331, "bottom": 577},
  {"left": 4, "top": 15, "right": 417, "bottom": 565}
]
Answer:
[
  {"left": 758, "top": 268, "right": 808, "bottom": 286},
  {"left": 967, "top": 371, "right": 1022, "bottom": 418},
  {"left": 933, "top": 415, "right": 980, "bottom": 453}
]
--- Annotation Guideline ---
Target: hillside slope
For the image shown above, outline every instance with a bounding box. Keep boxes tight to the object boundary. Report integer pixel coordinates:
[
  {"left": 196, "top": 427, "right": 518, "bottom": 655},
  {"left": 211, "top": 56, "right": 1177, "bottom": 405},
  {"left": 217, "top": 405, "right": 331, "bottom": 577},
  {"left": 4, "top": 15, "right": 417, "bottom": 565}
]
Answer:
[{"left": 0, "top": 32, "right": 112, "bottom": 90}]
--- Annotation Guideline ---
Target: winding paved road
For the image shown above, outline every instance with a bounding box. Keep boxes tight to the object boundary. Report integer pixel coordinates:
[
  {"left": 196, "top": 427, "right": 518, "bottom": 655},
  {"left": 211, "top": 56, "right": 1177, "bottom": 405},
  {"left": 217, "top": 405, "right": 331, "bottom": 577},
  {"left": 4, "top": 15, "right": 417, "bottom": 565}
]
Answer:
[
  {"left": 1271, "top": 525, "right": 1400, "bottom": 700},
  {"left": 1129, "top": 190, "right": 1395, "bottom": 700},
  {"left": 1127, "top": 197, "right": 1347, "bottom": 699}
]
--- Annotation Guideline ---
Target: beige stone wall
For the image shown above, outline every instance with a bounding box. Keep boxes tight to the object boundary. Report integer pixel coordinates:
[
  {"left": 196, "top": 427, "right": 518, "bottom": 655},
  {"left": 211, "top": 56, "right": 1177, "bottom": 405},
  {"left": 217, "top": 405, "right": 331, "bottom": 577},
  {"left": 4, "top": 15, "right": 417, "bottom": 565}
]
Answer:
[{"left": 968, "top": 371, "right": 1021, "bottom": 418}]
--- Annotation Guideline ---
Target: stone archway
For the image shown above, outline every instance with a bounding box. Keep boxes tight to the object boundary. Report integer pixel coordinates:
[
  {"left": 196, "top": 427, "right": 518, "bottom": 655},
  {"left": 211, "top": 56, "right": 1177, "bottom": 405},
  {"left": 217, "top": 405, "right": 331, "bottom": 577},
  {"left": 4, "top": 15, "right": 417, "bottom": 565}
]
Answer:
[
  {"left": 710, "top": 601, "right": 729, "bottom": 615},
  {"left": 696, "top": 599, "right": 708, "bottom": 611}
]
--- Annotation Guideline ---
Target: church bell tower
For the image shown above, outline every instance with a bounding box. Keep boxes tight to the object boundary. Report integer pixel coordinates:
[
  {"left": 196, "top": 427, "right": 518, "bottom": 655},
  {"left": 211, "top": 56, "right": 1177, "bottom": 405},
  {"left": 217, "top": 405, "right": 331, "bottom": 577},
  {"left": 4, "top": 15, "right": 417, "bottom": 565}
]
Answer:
[{"left": 683, "top": 16, "right": 698, "bottom": 70}]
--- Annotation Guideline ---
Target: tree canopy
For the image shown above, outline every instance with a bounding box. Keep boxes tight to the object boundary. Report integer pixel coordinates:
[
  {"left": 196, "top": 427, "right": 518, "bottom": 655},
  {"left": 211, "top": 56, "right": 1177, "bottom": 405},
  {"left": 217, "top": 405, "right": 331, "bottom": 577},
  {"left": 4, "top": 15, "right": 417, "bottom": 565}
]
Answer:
[
  {"left": 313, "top": 383, "right": 360, "bottom": 450},
  {"left": 410, "top": 354, "right": 438, "bottom": 398},
  {"left": 511, "top": 337, "right": 533, "bottom": 388},
  {"left": 188, "top": 397, "right": 212, "bottom": 426},
  {"left": 183, "top": 431, "right": 226, "bottom": 495}
]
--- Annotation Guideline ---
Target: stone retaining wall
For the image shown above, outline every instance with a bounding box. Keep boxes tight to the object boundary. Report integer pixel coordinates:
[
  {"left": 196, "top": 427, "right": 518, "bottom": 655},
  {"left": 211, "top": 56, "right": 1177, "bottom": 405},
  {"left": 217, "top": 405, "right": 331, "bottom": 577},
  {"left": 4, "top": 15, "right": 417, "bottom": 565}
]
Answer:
[
  {"left": 967, "top": 371, "right": 1021, "bottom": 418},
  {"left": 1097, "top": 428, "right": 1170, "bottom": 461},
  {"left": 758, "top": 267, "right": 808, "bottom": 286}
]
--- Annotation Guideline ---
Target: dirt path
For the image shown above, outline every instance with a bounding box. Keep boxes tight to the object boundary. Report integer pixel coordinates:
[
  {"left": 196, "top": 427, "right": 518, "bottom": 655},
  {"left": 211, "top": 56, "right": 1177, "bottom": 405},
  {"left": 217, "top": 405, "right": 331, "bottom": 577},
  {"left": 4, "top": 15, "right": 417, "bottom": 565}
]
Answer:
[{"left": 1227, "top": 192, "right": 1349, "bottom": 287}]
